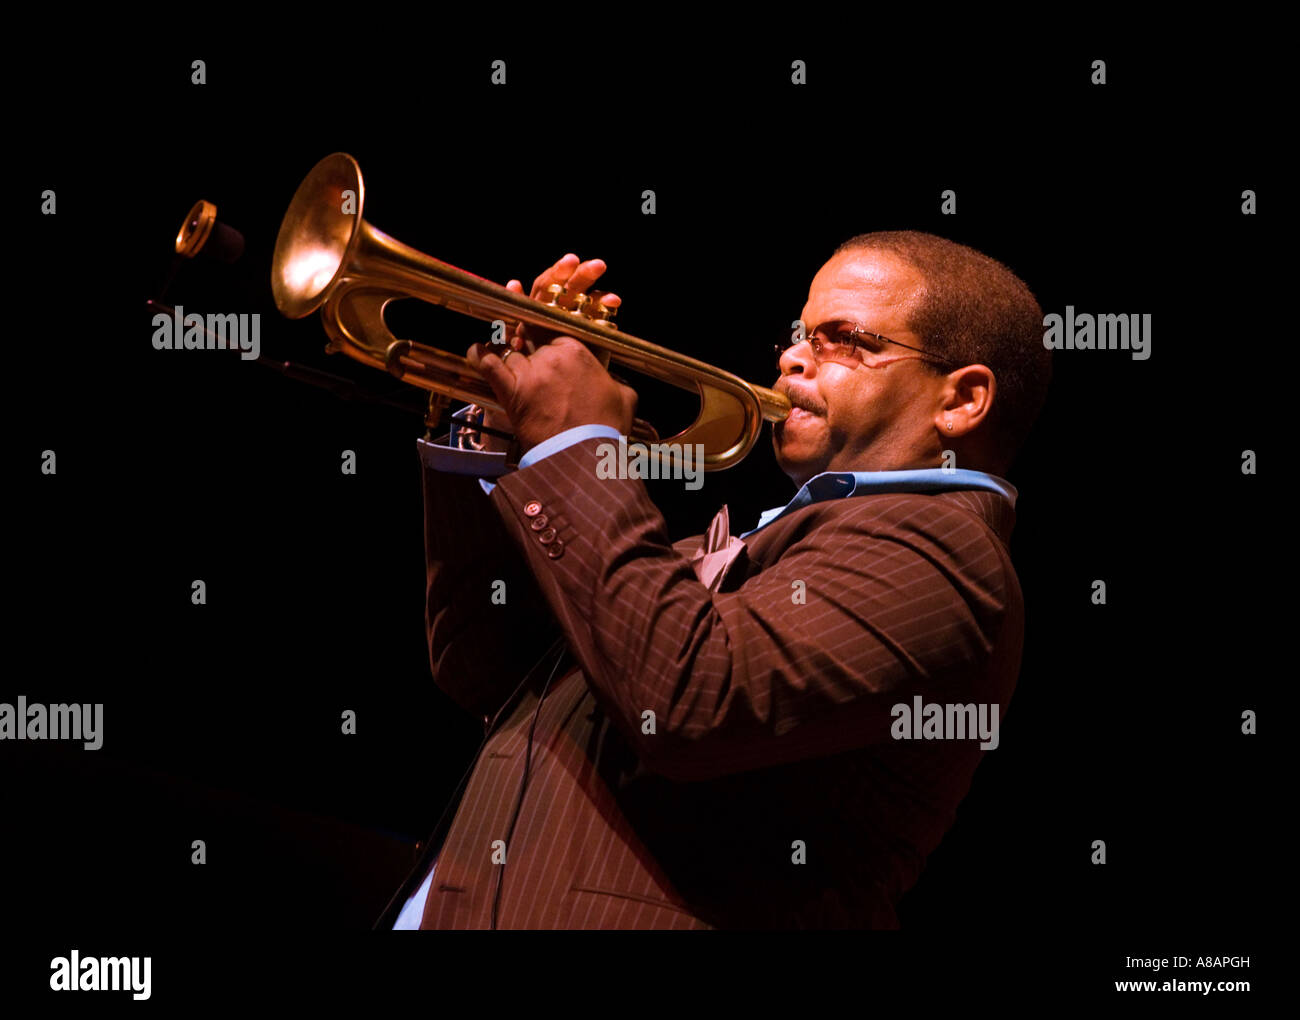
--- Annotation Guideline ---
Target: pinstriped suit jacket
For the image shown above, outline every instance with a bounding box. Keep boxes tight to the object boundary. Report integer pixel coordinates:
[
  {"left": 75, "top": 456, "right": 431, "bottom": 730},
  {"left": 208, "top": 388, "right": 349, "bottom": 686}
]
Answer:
[{"left": 416, "top": 438, "right": 1023, "bottom": 929}]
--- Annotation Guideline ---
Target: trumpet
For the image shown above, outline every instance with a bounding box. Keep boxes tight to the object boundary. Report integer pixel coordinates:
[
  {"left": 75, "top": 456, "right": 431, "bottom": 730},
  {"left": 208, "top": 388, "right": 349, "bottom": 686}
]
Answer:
[{"left": 271, "top": 153, "right": 790, "bottom": 471}]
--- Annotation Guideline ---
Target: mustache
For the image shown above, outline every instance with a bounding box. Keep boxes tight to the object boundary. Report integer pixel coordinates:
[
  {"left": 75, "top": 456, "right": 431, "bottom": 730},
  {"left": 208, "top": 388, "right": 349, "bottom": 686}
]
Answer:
[{"left": 774, "top": 382, "right": 826, "bottom": 416}]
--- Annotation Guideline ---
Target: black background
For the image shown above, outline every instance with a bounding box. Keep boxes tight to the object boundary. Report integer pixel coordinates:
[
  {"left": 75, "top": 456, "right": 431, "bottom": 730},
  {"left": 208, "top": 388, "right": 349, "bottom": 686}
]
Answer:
[{"left": 6, "top": 33, "right": 1276, "bottom": 1005}]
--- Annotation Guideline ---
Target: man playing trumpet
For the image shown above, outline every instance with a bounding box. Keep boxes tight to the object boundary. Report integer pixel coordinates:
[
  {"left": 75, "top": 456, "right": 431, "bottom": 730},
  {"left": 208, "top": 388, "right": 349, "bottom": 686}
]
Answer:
[{"left": 388, "top": 232, "right": 1050, "bottom": 929}]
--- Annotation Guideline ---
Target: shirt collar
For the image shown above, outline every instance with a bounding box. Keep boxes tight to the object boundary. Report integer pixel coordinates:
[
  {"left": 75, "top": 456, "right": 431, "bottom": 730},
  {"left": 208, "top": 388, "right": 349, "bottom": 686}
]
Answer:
[{"left": 743, "top": 468, "right": 1018, "bottom": 537}]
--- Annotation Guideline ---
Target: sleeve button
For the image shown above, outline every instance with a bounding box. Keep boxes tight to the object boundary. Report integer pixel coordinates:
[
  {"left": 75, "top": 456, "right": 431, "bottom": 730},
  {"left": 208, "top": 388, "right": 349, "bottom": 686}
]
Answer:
[
  {"left": 523, "top": 500, "right": 543, "bottom": 517},
  {"left": 546, "top": 541, "right": 565, "bottom": 559}
]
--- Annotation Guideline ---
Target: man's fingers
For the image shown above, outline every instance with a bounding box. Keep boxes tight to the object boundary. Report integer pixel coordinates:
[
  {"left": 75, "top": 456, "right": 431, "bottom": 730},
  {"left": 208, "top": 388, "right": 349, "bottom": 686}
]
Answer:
[
  {"left": 530, "top": 253, "right": 580, "bottom": 299},
  {"left": 514, "top": 257, "right": 618, "bottom": 352},
  {"left": 536, "top": 336, "right": 616, "bottom": 376},
  {"left": 528, "top": 254, "right": 611, "bottom": 302},
  {"left": 563, "top": 258, "right": 608, "bottom": 296},
  {"left": 542, "top": 335, "right": 589, "bottom": 356},
  {"left": 505, "top": 280, "right": 527, "bottom": 350},
  {"left": 466, "top": 342, "right": 523, "bottom": 401}
]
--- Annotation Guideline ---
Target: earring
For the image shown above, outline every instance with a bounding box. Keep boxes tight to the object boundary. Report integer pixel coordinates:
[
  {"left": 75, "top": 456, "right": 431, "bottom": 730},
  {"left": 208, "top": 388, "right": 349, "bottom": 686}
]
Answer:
[{"left": 945, "top": 421, "right": 953, "bottom": 430}]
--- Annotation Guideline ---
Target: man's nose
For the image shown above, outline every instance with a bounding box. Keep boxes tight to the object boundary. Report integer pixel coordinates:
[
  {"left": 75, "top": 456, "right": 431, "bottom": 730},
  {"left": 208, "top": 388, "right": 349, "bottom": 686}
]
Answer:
[{"left": 779, "top": 339, "right": 815, "bottom": 377}]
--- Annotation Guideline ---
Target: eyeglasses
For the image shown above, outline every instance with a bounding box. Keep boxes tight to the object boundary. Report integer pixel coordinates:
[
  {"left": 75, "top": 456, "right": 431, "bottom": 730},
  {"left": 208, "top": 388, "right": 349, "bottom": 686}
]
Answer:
[{"left": 775, "top": 321, "right": 957, "bottom": 370}]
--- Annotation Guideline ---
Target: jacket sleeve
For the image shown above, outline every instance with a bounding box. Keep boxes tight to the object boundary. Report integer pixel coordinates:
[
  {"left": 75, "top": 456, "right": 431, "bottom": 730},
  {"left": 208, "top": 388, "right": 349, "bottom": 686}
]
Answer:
[
  {"left": 420, "top": 459, "right": 559, "bottom": 720},
  {"left": 491, "top": 437, "right": 1017, "bottom": 781}
]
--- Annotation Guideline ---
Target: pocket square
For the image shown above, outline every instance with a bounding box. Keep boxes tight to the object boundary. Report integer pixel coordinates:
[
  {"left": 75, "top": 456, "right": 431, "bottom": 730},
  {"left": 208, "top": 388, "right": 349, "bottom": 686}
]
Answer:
[{"left": 690, "top": 504, "right": 747, "bottom": 591}]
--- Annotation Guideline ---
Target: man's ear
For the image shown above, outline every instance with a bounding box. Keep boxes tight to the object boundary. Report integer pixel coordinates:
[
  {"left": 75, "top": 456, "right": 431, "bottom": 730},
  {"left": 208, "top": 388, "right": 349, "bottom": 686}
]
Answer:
[{"left": 935, "top": 365, "right": 995, "bottom": 438}]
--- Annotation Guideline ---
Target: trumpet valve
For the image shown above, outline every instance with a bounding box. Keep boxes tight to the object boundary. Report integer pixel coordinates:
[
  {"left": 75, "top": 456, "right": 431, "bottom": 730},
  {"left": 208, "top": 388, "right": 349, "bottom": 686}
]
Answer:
[
  {"left": 542, "top": 283, "right": 618, "bottom": 328},
  {"left": 544, "top": 283, "right": 591, "bottom": 316},
  {"left": 586, "top": 290, "right": 618, "bottom": 327}
]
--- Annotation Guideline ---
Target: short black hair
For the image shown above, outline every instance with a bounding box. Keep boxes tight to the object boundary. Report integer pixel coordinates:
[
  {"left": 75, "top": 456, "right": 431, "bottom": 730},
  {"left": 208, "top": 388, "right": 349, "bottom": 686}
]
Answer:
[{"left": 833, "top": 231, "right": 1051, "bottom": 468}]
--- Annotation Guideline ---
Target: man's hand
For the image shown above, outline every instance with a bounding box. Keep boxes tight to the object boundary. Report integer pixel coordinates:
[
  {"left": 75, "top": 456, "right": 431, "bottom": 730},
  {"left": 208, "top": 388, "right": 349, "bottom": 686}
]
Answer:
[
  {"left": 471, "top": 253, "right": 631, "bottom": 454},
  {"left": 501, "top": 252, "right": 622, "bottom": 352},
  {"left": 468, "top": 336, "right": 637, "bottom": 455}
]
